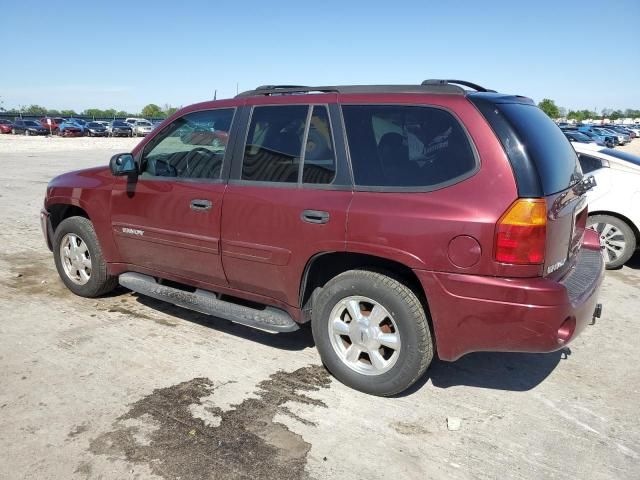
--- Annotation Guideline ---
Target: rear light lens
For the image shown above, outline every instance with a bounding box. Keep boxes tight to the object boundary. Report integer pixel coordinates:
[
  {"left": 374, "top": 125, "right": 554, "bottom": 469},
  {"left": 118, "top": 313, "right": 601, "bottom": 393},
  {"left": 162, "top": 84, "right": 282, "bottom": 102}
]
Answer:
[{"left": 495, "top": 198, "right": 546, "bottom": 264}]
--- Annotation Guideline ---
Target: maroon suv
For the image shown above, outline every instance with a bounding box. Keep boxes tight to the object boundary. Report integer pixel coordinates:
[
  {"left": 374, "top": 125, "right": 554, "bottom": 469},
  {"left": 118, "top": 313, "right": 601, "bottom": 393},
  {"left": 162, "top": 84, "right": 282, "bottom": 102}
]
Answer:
[{"left": 40, "top": 80, "right": 604, "bottom": 396}]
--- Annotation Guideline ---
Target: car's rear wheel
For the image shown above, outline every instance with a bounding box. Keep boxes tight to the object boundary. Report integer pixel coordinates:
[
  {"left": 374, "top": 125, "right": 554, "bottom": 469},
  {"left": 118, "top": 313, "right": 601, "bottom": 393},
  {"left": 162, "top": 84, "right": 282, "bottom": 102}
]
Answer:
[
  {"left": 53, "top": 216, "right": 118, "bottom": 297},
  {"left": 24, "top": 129, "right": 30, "bottom": 136},
  {"left": 312, "top": 270, "right": 433, "bottom": 396},
  {"left": 588, "top": 214, "right": 637, "bottom": 269}
]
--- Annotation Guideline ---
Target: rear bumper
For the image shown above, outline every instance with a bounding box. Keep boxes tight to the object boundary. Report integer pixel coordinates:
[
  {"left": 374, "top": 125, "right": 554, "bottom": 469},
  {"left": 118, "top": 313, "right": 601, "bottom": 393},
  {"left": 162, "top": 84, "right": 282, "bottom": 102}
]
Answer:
[{"left": 415, "top": 240, "right": 605, "bottom": 361}]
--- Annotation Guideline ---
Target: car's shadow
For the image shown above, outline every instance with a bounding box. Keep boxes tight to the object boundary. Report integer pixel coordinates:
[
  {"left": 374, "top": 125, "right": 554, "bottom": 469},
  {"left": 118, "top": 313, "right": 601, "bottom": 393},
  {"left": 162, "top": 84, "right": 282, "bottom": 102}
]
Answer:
[
  {"left": 399, "top": 350, "right": 566, "bottom": 396},
  {"left": 130, "top": 292, "right": 565, "bottom": 392}
]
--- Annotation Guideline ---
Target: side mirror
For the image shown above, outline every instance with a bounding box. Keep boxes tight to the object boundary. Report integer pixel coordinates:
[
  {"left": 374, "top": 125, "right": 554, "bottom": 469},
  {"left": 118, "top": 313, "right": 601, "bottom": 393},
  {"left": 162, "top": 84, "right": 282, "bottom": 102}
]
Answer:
[{"left": 109, "top": 153, "right": 137, "bottom": 176}]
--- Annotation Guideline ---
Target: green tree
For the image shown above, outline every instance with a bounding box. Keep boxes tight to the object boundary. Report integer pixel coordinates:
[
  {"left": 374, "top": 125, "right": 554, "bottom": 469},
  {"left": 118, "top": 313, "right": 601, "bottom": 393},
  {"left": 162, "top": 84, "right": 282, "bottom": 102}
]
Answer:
[
  {"left": 60, "top": 109, "right": 77, "bottom": 117},
  {"left": 141, "top": 103, "right": 163, "bottom": 118},
  {"left": 162, "top": 103, "right": 178, "bottom": 117},
  {"left": 25, "top": 104, "right": 48, "bottom": 115},
  {"left": 538, "top": 98, "right": 560, "bottom": 118}
]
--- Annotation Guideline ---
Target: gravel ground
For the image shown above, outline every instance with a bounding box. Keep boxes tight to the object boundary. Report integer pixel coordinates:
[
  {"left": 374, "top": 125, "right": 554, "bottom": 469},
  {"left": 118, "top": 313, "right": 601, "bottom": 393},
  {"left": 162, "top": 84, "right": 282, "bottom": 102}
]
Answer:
[{"left": 0, "top": 135, "right": 639, "bottom": 480}]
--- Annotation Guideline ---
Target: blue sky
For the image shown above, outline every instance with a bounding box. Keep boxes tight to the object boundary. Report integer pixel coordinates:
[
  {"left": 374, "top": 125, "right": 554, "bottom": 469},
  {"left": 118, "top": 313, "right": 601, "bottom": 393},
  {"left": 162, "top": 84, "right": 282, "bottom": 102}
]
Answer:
[{"left": 2, "top": 0, "right": 639, "bottom": 113}]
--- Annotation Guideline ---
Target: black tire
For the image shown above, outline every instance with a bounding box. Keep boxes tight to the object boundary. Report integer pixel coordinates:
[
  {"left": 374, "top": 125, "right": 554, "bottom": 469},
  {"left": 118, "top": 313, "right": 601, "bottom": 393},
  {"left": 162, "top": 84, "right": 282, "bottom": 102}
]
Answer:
[
  {"left": 52, "top": 216, "right": 118, "bottom": 297},
  {"left": 311, "top": 270, "right": 433, "bottom": 396},
  {"left": 24, "top": 129, "right": 30, "bottom": 136},
  {"left": 588, "top": 214, "right": 637, "bottom": 269}
]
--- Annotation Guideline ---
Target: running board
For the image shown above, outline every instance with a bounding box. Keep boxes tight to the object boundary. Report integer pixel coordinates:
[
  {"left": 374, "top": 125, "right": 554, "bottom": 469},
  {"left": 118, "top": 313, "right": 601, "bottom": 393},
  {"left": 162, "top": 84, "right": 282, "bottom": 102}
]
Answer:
[{"left": 118, "top": 272, "right": 299, "bottom": 333}]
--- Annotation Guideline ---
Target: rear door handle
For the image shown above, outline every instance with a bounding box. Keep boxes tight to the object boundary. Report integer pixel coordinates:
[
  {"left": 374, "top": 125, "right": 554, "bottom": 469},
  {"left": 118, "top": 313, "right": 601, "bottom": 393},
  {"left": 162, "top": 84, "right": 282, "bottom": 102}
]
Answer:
[
  {"left": 190, "top": 199, "right": 213, "bottom": 211},
  {"left": 301, "top": 209, "right": 330, "bottom": 224}
]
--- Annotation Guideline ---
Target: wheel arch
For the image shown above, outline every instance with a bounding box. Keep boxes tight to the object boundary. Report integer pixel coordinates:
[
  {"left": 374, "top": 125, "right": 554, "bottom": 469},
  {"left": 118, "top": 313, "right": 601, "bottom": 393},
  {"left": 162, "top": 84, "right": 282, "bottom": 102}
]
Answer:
[
  {"left": 48, "top": 203, "right": 91, "bottom": 233},
  {"left": 299, "top": 251, "right": 432, "bottom": 327}
]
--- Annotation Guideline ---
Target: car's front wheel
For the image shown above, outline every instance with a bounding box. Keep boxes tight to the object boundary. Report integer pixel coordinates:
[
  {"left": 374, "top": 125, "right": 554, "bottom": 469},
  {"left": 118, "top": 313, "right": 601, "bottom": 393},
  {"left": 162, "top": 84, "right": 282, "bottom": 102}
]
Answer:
[
  {"left": 53, "top": 216, "right": 118, "bottom": 297},
  {"left": 312, "top": 270, "right": 433, "bottom": 396},
  {"left": 588, "top": 214, "right": 637, "bottom": 269}
]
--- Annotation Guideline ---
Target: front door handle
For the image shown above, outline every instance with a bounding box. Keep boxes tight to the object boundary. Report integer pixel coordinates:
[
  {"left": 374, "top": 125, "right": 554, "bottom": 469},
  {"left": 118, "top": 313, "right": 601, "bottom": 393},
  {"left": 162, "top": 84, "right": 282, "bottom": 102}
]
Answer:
[
  {"left": 190, "top": 199, "right": 213, "bottom": 211},
  {"left": 301, "top": 209, "right": 330, "bottom": 224}
]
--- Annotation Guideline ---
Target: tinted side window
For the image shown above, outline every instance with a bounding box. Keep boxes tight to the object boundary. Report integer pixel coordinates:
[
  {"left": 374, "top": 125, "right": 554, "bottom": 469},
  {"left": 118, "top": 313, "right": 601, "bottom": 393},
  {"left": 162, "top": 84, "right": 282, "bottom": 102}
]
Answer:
[
  {"left": 242, "top": 105, "right": 308, "bottom": 183},
  {"left": 578, "top": 154, "right": 603, "bottom": 174},
  {"left": 141, "top": 109, "right": 234, "bottom": 180},
  {"left": 341, "top": 105, "right": 477, "bottom": 188},
  {"left": 303, "top": 106, "right": 336, "bottom": 184}
]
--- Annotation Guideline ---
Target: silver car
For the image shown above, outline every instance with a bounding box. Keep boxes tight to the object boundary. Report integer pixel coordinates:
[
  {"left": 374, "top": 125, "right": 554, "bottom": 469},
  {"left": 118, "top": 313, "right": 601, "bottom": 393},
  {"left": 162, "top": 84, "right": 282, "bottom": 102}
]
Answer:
[
  {"left": 594, "top": 127, "right": 627, "bottom": 145},
  {"left": 132, "top": 120, "right": 154, "bottom": 137}
]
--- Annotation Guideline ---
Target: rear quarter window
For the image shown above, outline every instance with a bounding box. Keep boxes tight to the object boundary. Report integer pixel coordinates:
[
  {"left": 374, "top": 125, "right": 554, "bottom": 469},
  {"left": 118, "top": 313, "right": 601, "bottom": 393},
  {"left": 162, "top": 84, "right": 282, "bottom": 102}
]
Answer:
[
  {"left": 341, "top": 105, "right": 477, "bottom": 189},
  {"left": 485, "top": 102, "right": 582, "bottom": 195}
]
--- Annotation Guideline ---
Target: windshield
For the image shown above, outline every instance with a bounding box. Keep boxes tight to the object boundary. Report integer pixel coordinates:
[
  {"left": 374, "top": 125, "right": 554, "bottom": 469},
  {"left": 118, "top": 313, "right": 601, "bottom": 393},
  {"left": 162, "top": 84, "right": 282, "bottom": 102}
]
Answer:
[
  {"left": 601, "top": 148, "right": 640, "bottom": 167},
  {"left": 87, "top": 122, "right": 101, "bottom": 127},
  {"left": 113, "top": 121, "right": 127, "bottom": 126}
]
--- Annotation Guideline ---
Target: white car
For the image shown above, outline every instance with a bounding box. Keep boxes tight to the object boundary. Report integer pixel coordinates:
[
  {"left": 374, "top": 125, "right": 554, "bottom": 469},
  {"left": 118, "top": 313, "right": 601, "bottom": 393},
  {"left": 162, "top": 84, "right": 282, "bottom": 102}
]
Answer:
[
  {"left": 131, "top": 120, "right": 154, "bottom": 137},
  {"left": 574, "top": 143, "right": 640, "bottom": 268}
]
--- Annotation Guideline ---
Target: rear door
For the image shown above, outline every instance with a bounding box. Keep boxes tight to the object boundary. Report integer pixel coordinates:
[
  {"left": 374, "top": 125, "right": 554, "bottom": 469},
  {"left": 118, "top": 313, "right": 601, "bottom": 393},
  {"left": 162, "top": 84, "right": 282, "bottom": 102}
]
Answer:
[
  {"left": 221, "top": 102, "right": 352, "bottom": 307},
  {"left": 110, "top": 108, "right": 236, "bottom": 287}
]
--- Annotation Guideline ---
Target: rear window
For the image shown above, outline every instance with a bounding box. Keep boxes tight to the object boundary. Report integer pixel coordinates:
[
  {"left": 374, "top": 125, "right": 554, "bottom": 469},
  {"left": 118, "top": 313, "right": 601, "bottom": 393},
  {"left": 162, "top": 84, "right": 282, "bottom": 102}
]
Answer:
[
  {"left": 498, "top": 104, "right": 582, "bottom": 195},
  {"left": 342, "top": 105, "right": 477, "bottom": 188},
  {"left": 472, "top": 98, "right": 582, "bottom": 196}
]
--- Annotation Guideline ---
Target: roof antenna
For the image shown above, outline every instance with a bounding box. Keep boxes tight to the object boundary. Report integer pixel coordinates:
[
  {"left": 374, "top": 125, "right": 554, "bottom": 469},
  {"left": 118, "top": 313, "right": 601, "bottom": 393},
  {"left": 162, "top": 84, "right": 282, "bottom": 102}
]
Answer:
[{"left": 214, "top": 90, "right": 217, "bottom": 101}]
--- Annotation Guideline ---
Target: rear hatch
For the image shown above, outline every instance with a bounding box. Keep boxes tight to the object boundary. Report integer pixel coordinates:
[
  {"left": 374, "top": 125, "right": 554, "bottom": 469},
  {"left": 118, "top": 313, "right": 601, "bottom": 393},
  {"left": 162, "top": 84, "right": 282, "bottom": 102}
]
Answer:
[{"left": 471, "top": 95, "right": 588, "bottom": 279}]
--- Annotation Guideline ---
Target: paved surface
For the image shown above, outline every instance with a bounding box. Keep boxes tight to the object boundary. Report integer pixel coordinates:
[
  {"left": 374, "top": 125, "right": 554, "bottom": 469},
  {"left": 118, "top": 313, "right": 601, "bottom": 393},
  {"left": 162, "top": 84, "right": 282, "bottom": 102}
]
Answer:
[{"left": 0, "top": 136, "right": 639, "bottom": 479}]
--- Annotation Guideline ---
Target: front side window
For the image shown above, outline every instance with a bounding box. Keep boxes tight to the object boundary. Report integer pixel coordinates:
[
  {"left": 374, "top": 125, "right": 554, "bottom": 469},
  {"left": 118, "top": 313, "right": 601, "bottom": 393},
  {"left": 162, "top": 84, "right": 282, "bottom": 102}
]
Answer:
[{"left": 141, "top": 109, "right": 234, "bottom": 180}]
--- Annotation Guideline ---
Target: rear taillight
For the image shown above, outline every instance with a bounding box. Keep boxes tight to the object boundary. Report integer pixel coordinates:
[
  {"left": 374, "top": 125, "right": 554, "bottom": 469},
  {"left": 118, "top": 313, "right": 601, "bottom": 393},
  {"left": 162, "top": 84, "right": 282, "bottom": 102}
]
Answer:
[{"left": 495, "top": 199, "right": 547, "bottom": 264}]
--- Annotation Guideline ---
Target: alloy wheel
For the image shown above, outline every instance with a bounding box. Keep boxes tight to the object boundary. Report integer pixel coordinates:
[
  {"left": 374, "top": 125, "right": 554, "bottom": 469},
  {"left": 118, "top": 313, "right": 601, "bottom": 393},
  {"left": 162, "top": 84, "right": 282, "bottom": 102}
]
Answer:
[
  {"left": 328, "top": 296, "right": 401, "bottom": 376},
  {"left": 594, "top": 222, "right": 627, "bottom": 264}
]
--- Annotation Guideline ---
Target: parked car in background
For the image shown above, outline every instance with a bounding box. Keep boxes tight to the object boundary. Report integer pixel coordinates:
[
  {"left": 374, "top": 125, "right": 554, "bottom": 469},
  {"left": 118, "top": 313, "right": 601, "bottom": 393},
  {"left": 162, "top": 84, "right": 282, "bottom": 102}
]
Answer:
[
  {"left": 124, "top": 117, "right": 147, "bottom": 127},
  {"left": 605, "top": 125, "right": 636, "bottom": 140},
  {"left": 564, "top": 130, "right": 598, "bottom": 145},
  {"left": 93, "top": 121, "right": 110, "bottom": 129},
  {"left": 574, "top": 142, "right": 640, "bottom": 269},
  {"left": 579, "top": 127, "right": 617, "bottom": 147},
  {"left": 131, "top": 120, "right": 154, "bottom": 137},
  {"left": 57, "top": 120, "right": 84, "bottom": 137},
  {"left": 12, "top": 119, "right": 49, "bottom": 136},
  {"left": 0, "top": 119, "right": 13, "bottom": 134},
  {"left": 624, "top": 125, "right": 640, "bottom": 137},
  {"left": 39, "top": 117, "right": 66, "bottom": 133},
  {"left": 85, "top": 122, "right": 108, "bottom": 137},
  {"left": 41, "top": 80, "right": 604, "bottom": 396},
  {"left": 107, "top": 120, "right": 133, "bottom": 137},
  {"left": 594, "top": 127, "right": 627, "bottom": 145}
]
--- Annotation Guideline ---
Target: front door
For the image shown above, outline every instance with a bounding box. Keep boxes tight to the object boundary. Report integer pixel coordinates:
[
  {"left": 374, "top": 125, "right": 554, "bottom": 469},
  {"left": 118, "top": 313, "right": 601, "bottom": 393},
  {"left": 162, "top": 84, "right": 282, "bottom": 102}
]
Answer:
[
  {"left": 221, "top": 103, "right": 352, "bottom": 306},
  {"left": 110, "top": 107, "right": 236, "bottom": 287}
]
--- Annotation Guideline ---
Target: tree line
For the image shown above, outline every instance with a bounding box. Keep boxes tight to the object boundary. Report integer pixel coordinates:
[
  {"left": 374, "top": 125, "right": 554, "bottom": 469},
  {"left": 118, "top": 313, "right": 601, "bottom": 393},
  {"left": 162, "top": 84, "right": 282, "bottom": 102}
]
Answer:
[
  {"left": 0, "top": 103, "right": 180, "bottom": 119},
  {"left": 537, "top": 98, "right": 640, "bottom": 122}
]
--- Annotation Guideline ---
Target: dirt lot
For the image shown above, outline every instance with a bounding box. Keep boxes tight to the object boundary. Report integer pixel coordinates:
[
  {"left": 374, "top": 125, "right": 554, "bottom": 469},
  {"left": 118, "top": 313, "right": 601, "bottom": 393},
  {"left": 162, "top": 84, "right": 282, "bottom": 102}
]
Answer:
[{"left": 1, "top": 134, "right": 639, "bottom": 480}]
